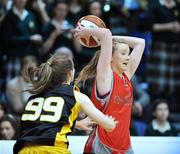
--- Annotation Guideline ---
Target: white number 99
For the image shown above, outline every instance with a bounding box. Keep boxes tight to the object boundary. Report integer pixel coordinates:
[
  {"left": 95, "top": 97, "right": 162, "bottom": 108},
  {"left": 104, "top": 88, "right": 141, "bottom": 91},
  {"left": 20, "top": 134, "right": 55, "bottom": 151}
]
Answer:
[{"left": 22, "top": 97, "right": 64, "bottom": 123}]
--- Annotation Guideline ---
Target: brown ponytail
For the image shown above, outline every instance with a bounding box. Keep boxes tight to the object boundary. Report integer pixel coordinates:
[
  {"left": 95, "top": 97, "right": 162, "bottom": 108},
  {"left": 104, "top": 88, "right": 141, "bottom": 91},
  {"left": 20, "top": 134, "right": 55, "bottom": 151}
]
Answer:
[
  {"left": 75, "top": 50, "right": 100, "bottom": 85},
  {"left": 23, "top": 53, "right": 74, "bottom": 94}
]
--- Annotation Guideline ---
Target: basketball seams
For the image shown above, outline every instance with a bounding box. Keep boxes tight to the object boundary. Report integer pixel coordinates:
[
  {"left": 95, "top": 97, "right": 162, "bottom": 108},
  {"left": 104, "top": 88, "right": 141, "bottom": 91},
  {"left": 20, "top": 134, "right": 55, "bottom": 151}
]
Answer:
[
  {"left": 77, "top": 15, "right": 106, "bottom": 47},
  {"left": 81, "top": 15, "right": 106, "bottom": 28}
]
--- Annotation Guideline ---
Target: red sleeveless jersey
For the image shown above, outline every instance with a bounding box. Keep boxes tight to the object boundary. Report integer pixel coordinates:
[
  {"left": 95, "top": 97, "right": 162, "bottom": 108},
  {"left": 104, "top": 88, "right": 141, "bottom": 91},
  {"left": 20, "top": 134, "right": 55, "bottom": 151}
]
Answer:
[{"left": 91, "top": 72, "right": 133, "bottom": 152}]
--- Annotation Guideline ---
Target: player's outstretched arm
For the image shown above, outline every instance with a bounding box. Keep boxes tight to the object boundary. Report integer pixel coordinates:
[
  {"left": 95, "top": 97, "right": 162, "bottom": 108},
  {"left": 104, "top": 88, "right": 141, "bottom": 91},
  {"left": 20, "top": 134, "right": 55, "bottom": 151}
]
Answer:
[{"left": 74, "top": 90, "right": 117, "bottom": 132}]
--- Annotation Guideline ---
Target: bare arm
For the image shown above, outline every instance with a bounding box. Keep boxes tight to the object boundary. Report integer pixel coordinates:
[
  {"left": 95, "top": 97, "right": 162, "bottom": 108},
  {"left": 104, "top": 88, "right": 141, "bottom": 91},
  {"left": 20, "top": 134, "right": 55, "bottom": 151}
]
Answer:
[
  {"left": 153, "top": 23, "right": 173, "bottom": 31},
  {"left": 34, "top": 0, "right": 50, "bottom": 23},
  {"left": 153, "top": 21, "right": 180, "bottom": 33},
  {"left": 113, "top": 36, "right": 145, "bottom": 80},
  {"left": 96, "top": 29, "right": 113, "bottom": 95},
  {"left": 74, "top": 90, "right": 117, "bottom": 132},
  {"left": 41, "top": 29, "right": 62, "bottom": 54},
  {"left": 74, "top": 24, "right": 113, "bottom": 95}
]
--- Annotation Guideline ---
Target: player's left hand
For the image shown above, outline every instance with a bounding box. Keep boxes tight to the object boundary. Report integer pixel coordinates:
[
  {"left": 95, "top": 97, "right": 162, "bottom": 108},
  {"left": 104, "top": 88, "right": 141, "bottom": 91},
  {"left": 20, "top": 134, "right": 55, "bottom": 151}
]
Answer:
[{"left": 75, "top": 116, "right": 95, "bottom": 131}]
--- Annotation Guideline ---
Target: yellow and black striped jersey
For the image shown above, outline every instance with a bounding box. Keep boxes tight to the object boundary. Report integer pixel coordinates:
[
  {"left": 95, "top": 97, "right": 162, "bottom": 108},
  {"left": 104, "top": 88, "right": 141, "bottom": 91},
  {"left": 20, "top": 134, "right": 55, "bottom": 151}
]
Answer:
[{"left": 13, "top": 84, "right": 80, "bottom": 154}]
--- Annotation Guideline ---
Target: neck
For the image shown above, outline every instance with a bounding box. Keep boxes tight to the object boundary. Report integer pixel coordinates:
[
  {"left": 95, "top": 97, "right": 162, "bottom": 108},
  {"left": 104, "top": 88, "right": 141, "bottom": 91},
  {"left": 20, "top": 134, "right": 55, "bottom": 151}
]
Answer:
[
  {"left": 54, "top": 17, "right": 63, "bottom": 22},
  {"left": 155, "top": 119, "right": 167, "bottom": 126},
  {"left": 165, "top": 0, "right": 173, "bottom": 3},
  {"left": 112, "top": 65, "right": 123, "bottom": 78},
  {"left": 62, "top": 81, "right": 71, "bottom": 85},
  {"left": 14, "top": 6, "right": 24, "bottom": 14}
]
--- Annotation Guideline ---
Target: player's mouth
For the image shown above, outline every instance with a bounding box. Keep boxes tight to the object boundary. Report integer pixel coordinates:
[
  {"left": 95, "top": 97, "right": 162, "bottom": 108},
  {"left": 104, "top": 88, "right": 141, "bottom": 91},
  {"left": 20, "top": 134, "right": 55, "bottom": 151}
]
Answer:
[{"left": 123, "top": 62, "right": 128, "bottom": 66}]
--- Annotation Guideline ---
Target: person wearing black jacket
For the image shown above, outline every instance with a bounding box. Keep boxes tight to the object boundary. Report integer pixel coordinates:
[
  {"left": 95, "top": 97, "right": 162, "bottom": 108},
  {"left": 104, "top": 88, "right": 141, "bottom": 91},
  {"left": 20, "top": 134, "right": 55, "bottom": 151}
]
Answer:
[
  {"left": 145, "top": 99, "right": 178, "bottom": 136},
  {"left": 0, "top": 0, "right": 42, "bottom": 81}
]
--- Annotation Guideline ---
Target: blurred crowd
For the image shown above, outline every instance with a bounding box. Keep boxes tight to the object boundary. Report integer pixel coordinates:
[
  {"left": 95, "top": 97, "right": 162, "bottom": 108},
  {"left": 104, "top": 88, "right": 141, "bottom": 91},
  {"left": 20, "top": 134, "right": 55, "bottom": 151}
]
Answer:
[{"left": 0, "top": 0, "right": 180, "bottom": 140}]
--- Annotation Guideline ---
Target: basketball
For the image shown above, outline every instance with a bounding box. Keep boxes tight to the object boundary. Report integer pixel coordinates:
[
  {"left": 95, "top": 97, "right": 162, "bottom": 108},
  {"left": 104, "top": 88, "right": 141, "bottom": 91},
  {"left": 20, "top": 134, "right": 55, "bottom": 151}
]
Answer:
[{"left": 77, "top": 15, "right": 106, "bottom": 48}]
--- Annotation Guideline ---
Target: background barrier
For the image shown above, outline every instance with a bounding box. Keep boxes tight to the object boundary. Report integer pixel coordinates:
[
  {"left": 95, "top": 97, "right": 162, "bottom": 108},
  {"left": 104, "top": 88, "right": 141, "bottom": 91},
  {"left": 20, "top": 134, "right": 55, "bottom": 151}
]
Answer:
[{"left": 0, "top": 136, "right": 179, "bottom": 154}]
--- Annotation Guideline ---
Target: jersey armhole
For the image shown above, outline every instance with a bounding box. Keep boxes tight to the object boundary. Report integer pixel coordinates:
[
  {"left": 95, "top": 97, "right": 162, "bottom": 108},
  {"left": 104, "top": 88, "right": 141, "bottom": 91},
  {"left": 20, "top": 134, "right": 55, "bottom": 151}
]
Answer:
[{"left": 94, "top": 73, "right": 114, "bottom": 105}]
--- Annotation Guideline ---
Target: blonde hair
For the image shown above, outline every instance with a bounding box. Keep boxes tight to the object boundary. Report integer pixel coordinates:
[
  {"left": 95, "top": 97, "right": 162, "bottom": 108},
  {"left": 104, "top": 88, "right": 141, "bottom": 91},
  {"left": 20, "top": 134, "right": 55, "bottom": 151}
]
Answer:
[{"left": 75, "top": 50, "right": 100, "bottom": 85}]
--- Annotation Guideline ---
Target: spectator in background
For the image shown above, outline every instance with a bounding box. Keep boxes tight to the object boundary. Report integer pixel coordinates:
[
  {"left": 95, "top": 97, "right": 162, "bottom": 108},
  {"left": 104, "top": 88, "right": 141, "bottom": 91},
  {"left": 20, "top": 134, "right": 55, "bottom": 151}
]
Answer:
[
  {"left": 77, "top": 0, "right": 108, "bottom": 72},
  {"left": 146, "top": 0, "right": 180, "bottom": 111},
  {"left": 54, "top": 46, "right": 73, "bottom": 59},
  {"left": 0, "top": 0, "right": 8, "bottom": 21},
  {"left": 0, "top": 102, "right": 7, "bottom": 121},
  {"left": 26, "top": 0, "right": 50, "bottom": 31},
  {"left": 0, "top": 114, "right": 19, "bottom": 140},
  {"left": 41, "top": 0, "right": 81, "bottom": 61},
  {"left": 145, "top": 99, "right": 178, "bottom": 136},
  {"left": 67, "top": 0, "right": 82, "bottom": 26},
  {"left": 0, "top": 0, "right": 42, "bottom": 82},
  {"left": 0, "top": 0, "right": 12, "bottom": 21},
  {"left": 5, "top": 56, "right": 38, "bottom": 115},
  {"left": 130, "top": 75, "right": 150, "bottom": 136},
  {"left": 81, "top": 0, "right": 110, "bottom": 27},
  {"left": 131, "top": 75, "right": 150, "bottom": 119}
]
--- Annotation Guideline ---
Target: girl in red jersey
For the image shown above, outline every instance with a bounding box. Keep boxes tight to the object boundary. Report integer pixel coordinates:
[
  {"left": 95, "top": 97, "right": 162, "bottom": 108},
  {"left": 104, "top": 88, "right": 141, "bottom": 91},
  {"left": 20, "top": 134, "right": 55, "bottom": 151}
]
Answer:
[{"left": 75, "top": 24, "right": 145, "bottom": 154}]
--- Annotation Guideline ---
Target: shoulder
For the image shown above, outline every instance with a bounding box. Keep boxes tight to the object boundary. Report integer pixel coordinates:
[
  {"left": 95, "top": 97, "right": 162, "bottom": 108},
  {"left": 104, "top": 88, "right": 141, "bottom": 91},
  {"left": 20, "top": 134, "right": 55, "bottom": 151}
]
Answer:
[
  {"left": 74, "top": 90, "right": 90, "bottom": 105},
  {"left": 145, "top": 122, "right": 154, "bottom": 135},
  {"left": 74, "top": 90, "right": 86, "bottom": 99},
  {"left": 63, "top": 20, "right": 74, "bottom": 28},
  {"left": 42, "top": 21, "right": 54, "bottom": 32},
  {"left": 47, "top": 84, "right": 74, "bottom": 96},
  {"left": 2, "top": 9, "right": 15, "bottom": 21},
  {"left": 170, "top": 122, "right": 178, "bottom": 131}
]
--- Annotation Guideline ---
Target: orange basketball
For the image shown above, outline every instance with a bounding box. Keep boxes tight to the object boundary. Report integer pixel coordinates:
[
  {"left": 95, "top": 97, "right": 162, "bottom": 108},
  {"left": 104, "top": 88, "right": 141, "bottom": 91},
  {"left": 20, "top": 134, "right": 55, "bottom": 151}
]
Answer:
[{"left": 77, "top": 15, "right": 106, "bottom": 48}]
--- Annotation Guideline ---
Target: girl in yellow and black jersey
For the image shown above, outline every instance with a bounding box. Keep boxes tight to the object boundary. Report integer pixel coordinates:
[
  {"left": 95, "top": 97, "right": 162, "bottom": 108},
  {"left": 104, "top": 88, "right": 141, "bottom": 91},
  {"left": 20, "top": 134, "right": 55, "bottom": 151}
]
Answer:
[{"left": 13, "top": 53, "right": 117, "bottom": 154}]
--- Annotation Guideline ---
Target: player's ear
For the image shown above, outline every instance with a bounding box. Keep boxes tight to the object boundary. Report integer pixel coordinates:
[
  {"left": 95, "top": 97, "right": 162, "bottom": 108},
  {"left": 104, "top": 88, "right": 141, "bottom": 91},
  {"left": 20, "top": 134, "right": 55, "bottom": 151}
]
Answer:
[{"left": 67, "top": 69, "right": 74, "bottom": 82}]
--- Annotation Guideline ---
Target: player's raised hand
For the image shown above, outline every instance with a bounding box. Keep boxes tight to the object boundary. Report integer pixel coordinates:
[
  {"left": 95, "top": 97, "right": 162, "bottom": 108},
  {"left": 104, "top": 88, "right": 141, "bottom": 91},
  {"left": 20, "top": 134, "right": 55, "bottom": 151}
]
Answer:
[{"left": 74, "top": 22, "right": 91, "bottom": 40}]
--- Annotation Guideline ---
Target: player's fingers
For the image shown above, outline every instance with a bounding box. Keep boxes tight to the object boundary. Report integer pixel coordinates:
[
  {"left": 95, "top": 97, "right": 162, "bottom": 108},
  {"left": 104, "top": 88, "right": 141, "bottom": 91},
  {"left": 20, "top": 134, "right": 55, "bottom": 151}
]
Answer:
[
  {"left": 74, "top": 32, "right": 79, "bottom": 37},
  {"left": 74, "top": 33, "right": 81, "bottom": 40},
  {"left": 82, "top": 126, "right": 92, "bottom": 131},
  {"left": 74, "top": 28, "right": 80, "bottom": 33},
  {"left": 89, "top": 120, "right": 96, "bottom": 125},
  {"left": 77, "top": 22, "right": 82, "bottom": 28},
  {"left": 115, "top": 121, "right": 119, "bottom": 124}
]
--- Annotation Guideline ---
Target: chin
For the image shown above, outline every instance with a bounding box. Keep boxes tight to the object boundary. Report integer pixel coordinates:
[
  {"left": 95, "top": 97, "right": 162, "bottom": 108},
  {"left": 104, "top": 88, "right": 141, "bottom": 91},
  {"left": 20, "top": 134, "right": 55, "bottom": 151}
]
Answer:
[{"left": 122, "top": 67, "right": 127, "bottom": 71}]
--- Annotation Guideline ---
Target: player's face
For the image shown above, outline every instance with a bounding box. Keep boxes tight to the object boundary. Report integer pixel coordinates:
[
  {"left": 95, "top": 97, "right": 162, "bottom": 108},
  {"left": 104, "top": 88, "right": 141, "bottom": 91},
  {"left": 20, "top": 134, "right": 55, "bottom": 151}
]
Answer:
[
  {"left": 0, "top": 121, "right": 15, "bottom": 140},
  {"left": 112, "top": 43, "right": 130, "bottom": 72},
  {"left": 89, "top": 2, "right": 102, "bottom": 17},
  {"left": 13, "top": 0, "right": 27, "bottom": 8},
  {"left": 154, "top": 103, "right": 169, "bottom": 122},
  {"left": 54, "top": 3, "right": 68, "bottom": 19}
]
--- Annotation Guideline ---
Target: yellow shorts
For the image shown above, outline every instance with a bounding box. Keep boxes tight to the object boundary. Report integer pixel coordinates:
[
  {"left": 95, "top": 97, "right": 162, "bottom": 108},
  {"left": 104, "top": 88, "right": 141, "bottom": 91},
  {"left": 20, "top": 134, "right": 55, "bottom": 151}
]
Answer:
[{"left": 18, "top": 144, "right": 71, "bottom": 154}]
